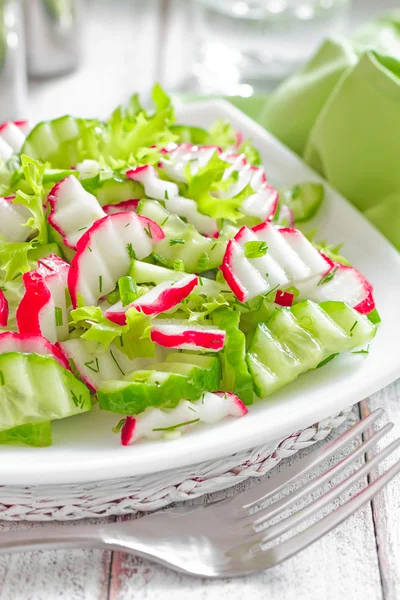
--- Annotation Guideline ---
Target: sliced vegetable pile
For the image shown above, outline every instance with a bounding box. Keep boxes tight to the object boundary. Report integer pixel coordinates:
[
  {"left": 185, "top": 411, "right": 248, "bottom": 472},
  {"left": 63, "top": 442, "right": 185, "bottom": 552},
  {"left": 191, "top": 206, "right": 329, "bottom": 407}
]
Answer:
[{"left": 0, "top": 86, "right": 379, "bottom": 447}]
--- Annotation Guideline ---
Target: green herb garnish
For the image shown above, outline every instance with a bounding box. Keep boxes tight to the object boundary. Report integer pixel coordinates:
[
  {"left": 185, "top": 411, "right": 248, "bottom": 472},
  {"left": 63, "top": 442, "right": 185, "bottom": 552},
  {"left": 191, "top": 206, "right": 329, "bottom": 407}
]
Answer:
[
  {"left": 318, "top": 267, "right": 338, "bottom": 286},
  {"left": 55, "top": 307, "right": 63, "bottom": 327},
  {"left": 244, "top": 241, "right": 268, "bottom": 259},
  {"left": 153, "top": 418, "right": 200, "bottom": 433},
  {"left": 317, "top": 353, "right": 339, "bottom": 368},
  {"left": 109, "top": 349, "right": 125, "bottom": 375}
]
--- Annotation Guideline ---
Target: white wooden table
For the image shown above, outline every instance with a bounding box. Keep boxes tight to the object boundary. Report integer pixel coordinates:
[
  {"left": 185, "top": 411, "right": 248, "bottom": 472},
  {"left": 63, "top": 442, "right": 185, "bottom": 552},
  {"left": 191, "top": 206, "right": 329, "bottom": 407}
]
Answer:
[{"left": 1, "top": 1, "right": 399, "bottom": 598}]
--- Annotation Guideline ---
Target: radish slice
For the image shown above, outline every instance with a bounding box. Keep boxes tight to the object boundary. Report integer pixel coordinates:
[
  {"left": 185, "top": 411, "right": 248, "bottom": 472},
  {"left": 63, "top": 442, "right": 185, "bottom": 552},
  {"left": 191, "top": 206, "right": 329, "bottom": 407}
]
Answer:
[
  {"left": 275, "top": 204, "right": 295, "bottom": 227},
  {"left": 297, "top": 263, "right": 376, "bottom": 315},
  {"left": 103, "top": 200, "right": 139, "bottom": 215},
  {"left": 17, "top": 254, "right": 70, "bottom": 343},
  {"left": 60, "top": 339, "right": 152, "bottom": 392},
  {"left": 126, "top": 165, "right": 179, "bottom": 201},
  {"left": 161, "top": 143, "right": 220, "bottom": 182},
  {"left": 0, "top": 331, "right": 69, "bottom": 369},
  {"left": 0, "top": 121, "right": 28, "bottom": 159},
  {"left": 105, "top": 274, "right": 198, "bottom": 325},
  {"left": 165, "top": 195, "right": 218, "bottom": 237},
  {"left": 76, "top": 159, "right": 102, "bottom": 180},
  {"left": 48, "top": 176, "right": 106, "bottom": 250},
  {"left": 150, "top": 320, "right": 225, "bottom": 352},
  {"left": 160, "top": 144, "right": 278, "bottom": 222},
  {"left": 0, "top": 290, "right": 9, "bottom": 328},
  {"left": 221, "top": 223, "right": 332, "bottom": 302},
  {"left": 68, "top": 212, "right": 165, "bottom": 307},
  {"left": 275, "top": 290, "right": 295, "bottom": 307},
  {"left": 121, "top": 391, "right": 247, "bottom": 444},
  {"left": 0, "top": 196, "right": 31, "bottom": 242}
]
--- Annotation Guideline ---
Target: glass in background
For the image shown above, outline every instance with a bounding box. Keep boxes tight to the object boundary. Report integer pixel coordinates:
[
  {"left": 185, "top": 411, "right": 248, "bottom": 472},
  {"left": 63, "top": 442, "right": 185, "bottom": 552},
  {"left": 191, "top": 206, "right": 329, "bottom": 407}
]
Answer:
[
  {"left": 0, "top": 0, "right": 26, "bottom": 120},
  {"left": 193, "top": 0, "right": 351, "bottom": 95},
  {"left": 24, "top": 0, "right": 80, "bottom": 78}
]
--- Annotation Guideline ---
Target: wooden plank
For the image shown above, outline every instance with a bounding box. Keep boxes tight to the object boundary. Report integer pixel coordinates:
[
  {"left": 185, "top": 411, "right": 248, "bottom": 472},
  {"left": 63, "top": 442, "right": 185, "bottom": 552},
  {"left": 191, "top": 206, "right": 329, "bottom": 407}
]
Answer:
[
  {"left": 107, "top": 408, "right": 383, "bottom": 600},
  {"left": 27, "top": 0, "right": 161, "bottom": 122},
  {"left": 361, "top": 385, "right": 400, "bottom": 600},
  {"left": 0, "top": 519, "right": 112, "bottom": 600}
]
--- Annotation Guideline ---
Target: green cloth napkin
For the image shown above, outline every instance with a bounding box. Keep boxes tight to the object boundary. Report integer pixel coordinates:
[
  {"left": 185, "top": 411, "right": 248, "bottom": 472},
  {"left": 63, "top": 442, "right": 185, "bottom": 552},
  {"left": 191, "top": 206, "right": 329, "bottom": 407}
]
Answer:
[{"left": 230, "top": 14, "right": 400, "bottom": 250}]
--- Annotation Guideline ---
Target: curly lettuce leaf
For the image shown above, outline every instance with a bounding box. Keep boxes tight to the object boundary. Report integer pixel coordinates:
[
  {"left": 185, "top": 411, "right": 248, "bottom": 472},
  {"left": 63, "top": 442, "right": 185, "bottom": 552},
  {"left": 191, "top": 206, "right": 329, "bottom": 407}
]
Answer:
[
  {"left": 70, "top": 305, "right": 155, "bottom": 360},
  {"left": 176, "top": 292, "right": 230, "bottom": 322},
  {"left": 186, "top": 152, "right": 244, "bottom": 221},
  {"left": 102, "top": 84, "right": 176, "bottom": 163},
  {"left": 0, "top": 156, "right": 48, "bottom": 281},
  {"left": 205, "top": 120, "right": 261, "bottom": 164},
  {"left": 0, "top": 421, "right": 52, "bottom": 447}
]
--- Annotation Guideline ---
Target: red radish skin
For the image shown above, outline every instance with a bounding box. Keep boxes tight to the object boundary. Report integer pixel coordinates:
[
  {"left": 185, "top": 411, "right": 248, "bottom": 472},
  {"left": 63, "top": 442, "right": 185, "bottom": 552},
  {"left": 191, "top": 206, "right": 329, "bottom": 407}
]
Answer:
[
  {"left": 121, "top": 417, "right": 136, "bottom": 446},
  {"left": 234, "top": 131, "right": 244, "bottom": 149},
  {"left": 220, "top": 239, "right": 247, "bottom": 303},
  {"left": 0, "top": 331, "right": 69, "bottom": 369},
  {"left": 126, "top": 166, "right": 179, "bottom": 201},
  {"left": 0, "top": 120, "right": 28, "bottom": 134},
  {"left": 0, "top": 290, "right": 9, "bottom": 328},
  {"left": 275, "top": 290, "right": 295, "bottom": 307},
  {"left": 150, "top": 325, "right": 225, "bottom": 351},
  {"left": 121, "top": 390, "right": 247, "bottom": 444},
  {"left": 105, "top": 275, "right": 198, "bottom": 325},
  {"left": 214, "top": 392, "right": 248, "bottom": 416},
  {"left": 103, "top": 200, "right": 139, "bottom": 215},
  {"left": 17, "top": 255, "right": 70, "bottom": 343},
  {"left": 68, "top": 213, "right": 165, "bottom": 307}
]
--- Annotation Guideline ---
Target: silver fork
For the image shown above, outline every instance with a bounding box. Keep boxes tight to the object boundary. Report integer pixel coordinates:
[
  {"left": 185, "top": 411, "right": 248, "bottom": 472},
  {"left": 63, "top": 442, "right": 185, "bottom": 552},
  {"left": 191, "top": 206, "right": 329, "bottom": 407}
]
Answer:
[{"left": 1, "top": 408, "right": 399, "bottom": 578}]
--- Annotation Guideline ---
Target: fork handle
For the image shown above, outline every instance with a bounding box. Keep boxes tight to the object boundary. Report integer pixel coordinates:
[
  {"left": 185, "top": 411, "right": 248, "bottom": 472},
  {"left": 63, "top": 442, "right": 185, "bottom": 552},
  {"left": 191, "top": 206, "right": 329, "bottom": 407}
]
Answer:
[{"left": 0, "top": 524, "right": 104, "bottom": 554}]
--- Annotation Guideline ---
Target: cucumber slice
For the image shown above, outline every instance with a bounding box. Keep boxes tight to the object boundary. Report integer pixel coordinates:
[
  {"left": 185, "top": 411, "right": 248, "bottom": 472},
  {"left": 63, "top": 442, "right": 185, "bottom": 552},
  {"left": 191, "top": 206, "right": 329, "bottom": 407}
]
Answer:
[
  {"left": 267, "top": 309, "right": 324, "bottom": 371},
  {"left": 130, "top": 259, "right": 226, "bottom": 296},
  {"left": 291, "top": 300, "right": 349, "bottom": 352},
  {"left": 0, "top": 421, "right": 52, "bottom": 447},
  {"left": 0, "top": 352, "right": 91, "bottom": 431},
  {"left": 212, "top": 308, "right": 254, "bottom": 405},
  {"left": 89, "top": 179, "right": 144, "bottom": 206},
  {"left": 98, "top": 353, "right": 221, "bottom": 415},
  {"left": 137, "top": 199, "right": 227, "bottom": 272},
  {"left": 130, "top": 259, "right": 182, "bottom": 285},
  {"left": 280, "top": 182, "right": 324, "bottom": 223},
  {"left": 21, "top": 116, "right": 103, "bottom": 169},
  {"left": 246, "top": 353, "right": 281, "bottom": 397},
  {"left": 246, "top": 300, "right": 377, "bottom": 398},
  {"left": 320, "top": 301, "right": 376, "bottom": 348}
]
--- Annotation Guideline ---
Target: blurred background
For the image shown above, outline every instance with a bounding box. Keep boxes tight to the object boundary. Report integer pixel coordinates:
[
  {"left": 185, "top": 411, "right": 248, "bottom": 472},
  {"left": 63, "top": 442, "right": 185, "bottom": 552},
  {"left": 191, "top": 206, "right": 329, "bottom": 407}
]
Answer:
[{"left": 1, "top": 0, "right": 399, "bottom": 122}]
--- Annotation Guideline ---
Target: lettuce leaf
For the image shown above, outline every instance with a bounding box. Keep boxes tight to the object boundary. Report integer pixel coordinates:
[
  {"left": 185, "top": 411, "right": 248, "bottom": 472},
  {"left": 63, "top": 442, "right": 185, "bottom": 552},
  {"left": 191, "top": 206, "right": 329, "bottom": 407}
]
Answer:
[
  {"left": 101, "top": 84, "right": 176, "bottom": 163},
  {"left": 0, "top": 421, "right": 52, "bottom": 447},
  {"left": 212, "top": 308, "right": 254, "bottom": 405},
  {"left": 70, "top": 305, "right": 155, "bottom": 359},
  {"left": 0, "top": 156, "right": 48, "bottom": 281}
]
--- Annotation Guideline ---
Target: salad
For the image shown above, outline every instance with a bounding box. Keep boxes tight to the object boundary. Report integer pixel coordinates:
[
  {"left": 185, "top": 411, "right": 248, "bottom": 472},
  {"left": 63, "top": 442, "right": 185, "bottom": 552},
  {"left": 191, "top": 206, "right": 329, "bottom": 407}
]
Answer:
[{"left": 0, "top": 85, "right": 379, "bottom": 448}]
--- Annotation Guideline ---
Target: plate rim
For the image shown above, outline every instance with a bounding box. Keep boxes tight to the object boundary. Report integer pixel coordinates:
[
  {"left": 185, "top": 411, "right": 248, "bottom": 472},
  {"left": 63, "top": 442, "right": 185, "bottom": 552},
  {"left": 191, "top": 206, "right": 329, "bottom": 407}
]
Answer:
[{"left": 1, "top": 98, "right": 400, "bottom": 486}]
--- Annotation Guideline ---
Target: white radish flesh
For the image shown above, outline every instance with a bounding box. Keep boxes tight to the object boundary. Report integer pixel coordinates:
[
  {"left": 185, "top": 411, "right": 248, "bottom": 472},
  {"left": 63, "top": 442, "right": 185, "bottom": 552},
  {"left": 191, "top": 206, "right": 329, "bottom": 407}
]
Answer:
[
  {"left": 60, "top": 339, "right": 153, "bottom": 391},
  {"left": 127, "top": 166, "right": 179, "bottom": 201},
  {"left": 48, "top": 176, "right": 106, "bottom": 249},
  {"left": 121, "top": 391, "right": 248, "bottom": 443},
  {"left": 68, "top": 213, "right": 164, "bottom": 307},
  {"left": 0, "top": 197, "right": 31, "bottom": 242}
]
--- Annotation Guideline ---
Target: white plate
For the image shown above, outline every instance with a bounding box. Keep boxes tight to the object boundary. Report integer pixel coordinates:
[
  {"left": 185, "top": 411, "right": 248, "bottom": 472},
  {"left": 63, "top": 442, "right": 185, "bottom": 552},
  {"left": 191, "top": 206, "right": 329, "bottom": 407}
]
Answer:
[{"left": 2, "top": 100, "right": 400, "bottom": 486}]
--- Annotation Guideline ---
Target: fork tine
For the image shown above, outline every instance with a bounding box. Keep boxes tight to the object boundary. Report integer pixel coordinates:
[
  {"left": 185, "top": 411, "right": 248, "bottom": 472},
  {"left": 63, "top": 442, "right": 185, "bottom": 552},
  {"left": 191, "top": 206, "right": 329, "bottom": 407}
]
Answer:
[
  {"left": 238, "top": 421, "right": 393, "bottom": 529},
  {"left": 253, "top": 437, "right": 400, "bottom": 546},
  {"left": 232, "top": 408, "right": 384, "bottom": 516},
  {"left": 243, "top": 450, "right": 400, "bottom": 571}
]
